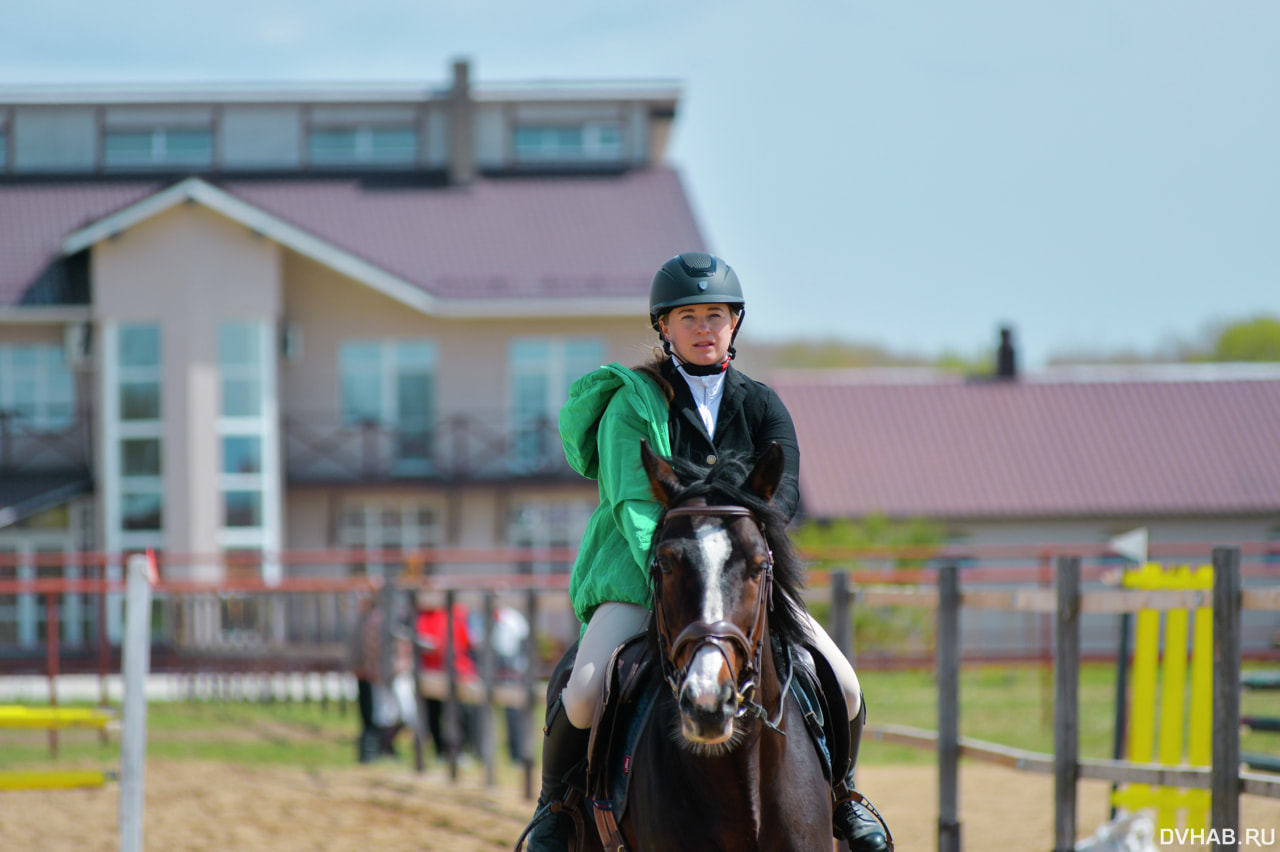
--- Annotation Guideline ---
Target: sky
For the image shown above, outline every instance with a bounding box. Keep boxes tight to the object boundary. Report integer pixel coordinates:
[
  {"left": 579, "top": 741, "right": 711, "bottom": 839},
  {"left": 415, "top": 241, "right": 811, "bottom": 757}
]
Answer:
[{"left": 3, "top": 1, "right": 1277, "bottom": 368}]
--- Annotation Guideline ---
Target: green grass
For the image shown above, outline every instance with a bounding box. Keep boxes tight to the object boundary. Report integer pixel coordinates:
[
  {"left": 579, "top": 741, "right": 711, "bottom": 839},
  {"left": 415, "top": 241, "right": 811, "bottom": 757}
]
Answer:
[
  {"left": 0, "top": 698, "right": 358, "bottom": 772},
  {"left": 2, "top": 661, "right": 1278, "bottom": 774},
  {"left": 858, "top": 661, "right": 1280, "bottom": 766}
]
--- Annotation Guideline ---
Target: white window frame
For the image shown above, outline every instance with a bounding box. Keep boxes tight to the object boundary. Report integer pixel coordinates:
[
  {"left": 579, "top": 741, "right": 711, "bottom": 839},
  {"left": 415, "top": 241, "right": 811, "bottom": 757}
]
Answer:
[
  {"left": 216, "top": 321, "right": 281, "bottom": 583},
  {"left": 339, "top": 498, "right": 444, "bottom": 578},
  {"left": 101, "top": 322, "right": 164, "bottom": 641},
  {"left": 513, "top": 121, "right": 624, "bottom": 163},
  {"left": 508, "top": 498, "right": 593, "bottom": 575},
  {"left": 339, "top": 339, "right": 436, "bottom": 472},
  {"left": 308, "top": 125, "right": 418, "bottom": 166},
  {"left": 103, "top": 127, "right": 214, "bottom": 169}
]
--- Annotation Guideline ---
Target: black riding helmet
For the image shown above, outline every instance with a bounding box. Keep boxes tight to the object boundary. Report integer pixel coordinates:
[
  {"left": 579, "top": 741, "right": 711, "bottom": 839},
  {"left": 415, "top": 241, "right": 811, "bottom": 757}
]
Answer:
[{"left": 648, "top": 252, "right": 746, "bottom": 332}]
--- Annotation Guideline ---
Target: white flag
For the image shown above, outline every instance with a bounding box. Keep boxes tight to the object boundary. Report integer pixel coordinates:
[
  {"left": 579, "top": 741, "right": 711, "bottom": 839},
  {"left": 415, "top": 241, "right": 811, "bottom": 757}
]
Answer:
[{"left": 1108, "top": 528, "right": 1148, "bottom": 565}]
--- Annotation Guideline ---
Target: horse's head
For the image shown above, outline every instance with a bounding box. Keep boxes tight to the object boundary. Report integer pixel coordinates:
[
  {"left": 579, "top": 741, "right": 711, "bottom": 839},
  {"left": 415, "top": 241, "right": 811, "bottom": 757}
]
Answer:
[{"left": 641, "top": 440, "right": 801, "bottom": 751}]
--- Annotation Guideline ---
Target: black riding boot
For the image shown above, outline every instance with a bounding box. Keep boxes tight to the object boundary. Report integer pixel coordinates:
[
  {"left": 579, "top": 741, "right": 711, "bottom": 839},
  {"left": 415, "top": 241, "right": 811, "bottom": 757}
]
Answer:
[
  {"left": 833, "top": 696, "right": 892, "bottom": 852},
  {"left": 521, "top": 694, "right": 591, "bottom": 852}
]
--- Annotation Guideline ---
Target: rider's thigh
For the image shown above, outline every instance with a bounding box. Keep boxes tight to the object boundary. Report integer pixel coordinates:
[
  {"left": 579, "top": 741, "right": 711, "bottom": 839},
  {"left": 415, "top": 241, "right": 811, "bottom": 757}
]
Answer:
[
  {"left": 802, "top": 611, "right": 862, "bottom": 719},
  {"left": 562, "top": 602, "right": 650, "bottom": 728}
]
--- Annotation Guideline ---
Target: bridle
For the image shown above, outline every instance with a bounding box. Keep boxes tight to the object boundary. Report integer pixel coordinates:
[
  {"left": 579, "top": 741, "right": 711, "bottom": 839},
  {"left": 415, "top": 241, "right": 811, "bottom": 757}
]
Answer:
[{"left": 650, "top": 503, "right": 790, "bottom": 732}]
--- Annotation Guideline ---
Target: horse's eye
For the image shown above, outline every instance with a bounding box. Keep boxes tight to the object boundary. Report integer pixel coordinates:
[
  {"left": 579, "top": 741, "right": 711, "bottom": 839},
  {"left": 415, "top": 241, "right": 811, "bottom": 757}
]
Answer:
[{"left": 655, "top": 555, "right": 675, "bottom": 575}]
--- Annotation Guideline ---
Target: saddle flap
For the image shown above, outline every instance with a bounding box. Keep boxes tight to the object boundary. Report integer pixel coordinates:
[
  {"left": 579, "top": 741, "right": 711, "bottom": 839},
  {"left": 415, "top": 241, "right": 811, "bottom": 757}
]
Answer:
[
  {"left": 586, "top": 630, "right": 653, "bottom": 784},
  {"left": 805, "top": 639, "right": 852, "bottom": 783},
  {"left": 586, "top": 630, "right": 657, "bottom": 824}
]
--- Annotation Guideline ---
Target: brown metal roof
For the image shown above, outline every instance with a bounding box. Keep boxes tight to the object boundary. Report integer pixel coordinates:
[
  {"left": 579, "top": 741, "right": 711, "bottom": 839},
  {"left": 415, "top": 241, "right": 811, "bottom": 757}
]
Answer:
[
  {"left": 0, "top": 170, "right": 704, "bottom": 307},
  {"left": 771, "top": 367, "right": 1280, "bottom": 520}
]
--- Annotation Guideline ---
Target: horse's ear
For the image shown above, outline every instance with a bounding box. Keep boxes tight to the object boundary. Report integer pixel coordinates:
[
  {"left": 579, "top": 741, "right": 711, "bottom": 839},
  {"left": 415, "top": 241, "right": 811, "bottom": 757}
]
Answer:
[
  {"left": 640, "top": 440, "right": 680, "bottom": 508},
  {"left": 747, "top": 442, "right": 786, "bottom": 503}
]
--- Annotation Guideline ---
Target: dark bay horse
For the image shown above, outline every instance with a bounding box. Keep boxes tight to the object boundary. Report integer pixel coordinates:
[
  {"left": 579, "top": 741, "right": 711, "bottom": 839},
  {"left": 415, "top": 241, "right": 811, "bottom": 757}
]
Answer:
[{"left": 571, "top": 441, "right": 834, "bottom": 852}]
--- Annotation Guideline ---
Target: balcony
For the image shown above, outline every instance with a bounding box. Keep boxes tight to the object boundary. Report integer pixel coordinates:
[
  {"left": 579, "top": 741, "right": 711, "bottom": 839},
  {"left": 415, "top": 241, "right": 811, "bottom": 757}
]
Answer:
[
  {"left": 282, "top": 410, "right": 580, "bottom": 484},
  {"left": 0, "top": 410, "right": 92, "bottom": 476}
]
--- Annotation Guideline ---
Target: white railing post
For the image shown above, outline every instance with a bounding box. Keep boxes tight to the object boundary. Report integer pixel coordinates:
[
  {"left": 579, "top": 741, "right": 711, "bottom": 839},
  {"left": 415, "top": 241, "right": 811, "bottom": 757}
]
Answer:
[{"left": 119, "top": 553, "right": 153, "bottom": 852}]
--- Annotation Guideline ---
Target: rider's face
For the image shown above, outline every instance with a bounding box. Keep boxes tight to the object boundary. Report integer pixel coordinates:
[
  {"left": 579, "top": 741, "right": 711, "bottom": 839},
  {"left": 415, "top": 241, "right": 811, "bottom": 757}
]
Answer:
[{"left": 659, "top": 303, "right": 739, "bottom": 368}]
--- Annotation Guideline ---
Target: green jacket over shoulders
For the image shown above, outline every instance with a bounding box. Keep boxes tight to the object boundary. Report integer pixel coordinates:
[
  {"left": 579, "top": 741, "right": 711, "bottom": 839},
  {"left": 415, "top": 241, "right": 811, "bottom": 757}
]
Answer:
[{"left": 559, "top": 363, "right": 671, "bottom": 626}]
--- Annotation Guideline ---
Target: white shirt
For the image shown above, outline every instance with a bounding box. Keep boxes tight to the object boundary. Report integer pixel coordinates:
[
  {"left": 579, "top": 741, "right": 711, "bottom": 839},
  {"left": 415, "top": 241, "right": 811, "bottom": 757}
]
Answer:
[{"left": 675, "top": 364, "right": 727, "bottom": 438}]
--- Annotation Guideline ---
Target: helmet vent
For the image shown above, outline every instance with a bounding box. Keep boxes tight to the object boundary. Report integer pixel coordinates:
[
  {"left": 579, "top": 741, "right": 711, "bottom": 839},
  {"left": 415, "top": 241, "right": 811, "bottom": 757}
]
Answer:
[{"left": 678, "top": 252, "right": 714, "bottom": 275}]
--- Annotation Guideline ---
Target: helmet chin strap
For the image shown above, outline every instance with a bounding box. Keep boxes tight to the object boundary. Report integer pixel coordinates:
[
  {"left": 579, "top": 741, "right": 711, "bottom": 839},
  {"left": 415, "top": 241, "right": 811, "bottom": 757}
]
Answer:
[{"left": 663, "top": 337, "right": 731, "bottom": 376}]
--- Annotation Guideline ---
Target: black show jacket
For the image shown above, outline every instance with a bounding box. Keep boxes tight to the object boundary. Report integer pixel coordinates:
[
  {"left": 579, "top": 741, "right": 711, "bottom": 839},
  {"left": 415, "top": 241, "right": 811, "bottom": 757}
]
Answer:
[{"left": 660, "top": 358, "right": 801, "bottom": 521}]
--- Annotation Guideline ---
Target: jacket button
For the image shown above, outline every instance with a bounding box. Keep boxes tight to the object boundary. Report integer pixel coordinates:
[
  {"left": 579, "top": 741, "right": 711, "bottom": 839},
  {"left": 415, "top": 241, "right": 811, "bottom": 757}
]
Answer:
[{"left": 706, "top": 454, "right": 717, "bottom": 465}]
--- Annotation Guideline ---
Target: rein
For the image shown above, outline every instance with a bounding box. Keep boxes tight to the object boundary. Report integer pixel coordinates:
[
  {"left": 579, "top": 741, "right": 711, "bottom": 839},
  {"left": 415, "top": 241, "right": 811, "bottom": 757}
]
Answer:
[{"left": 651, "top": 504, "right": 788, "bottom": 732}]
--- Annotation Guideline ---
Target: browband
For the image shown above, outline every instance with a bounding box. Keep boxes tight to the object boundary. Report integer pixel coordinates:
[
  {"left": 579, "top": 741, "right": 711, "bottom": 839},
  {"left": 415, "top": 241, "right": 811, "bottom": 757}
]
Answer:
[{"left": 662, "top": 505, "right": 756, "bottom": 522}]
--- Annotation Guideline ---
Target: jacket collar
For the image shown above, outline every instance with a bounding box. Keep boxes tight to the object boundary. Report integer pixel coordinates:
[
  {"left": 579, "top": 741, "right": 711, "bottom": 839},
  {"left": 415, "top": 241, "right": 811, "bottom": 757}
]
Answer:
[{"left": 663, "top": 358, "right": 747, "bottom": 443}]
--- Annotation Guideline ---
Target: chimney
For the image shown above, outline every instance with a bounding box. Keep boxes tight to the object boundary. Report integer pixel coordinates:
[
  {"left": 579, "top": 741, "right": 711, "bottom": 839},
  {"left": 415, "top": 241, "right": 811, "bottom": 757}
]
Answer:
[
  {"left": 449, "top": 58, "right": 474, "bottom": 186},
  {"left": 995, "top": 325, "right": 1017, "bottom": 379}
]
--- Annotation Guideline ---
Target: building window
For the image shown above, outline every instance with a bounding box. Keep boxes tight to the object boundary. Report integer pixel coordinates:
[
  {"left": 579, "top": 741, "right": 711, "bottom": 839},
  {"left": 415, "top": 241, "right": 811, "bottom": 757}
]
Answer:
[
  {"left": 0, "top": 344, "right": 75, "bottom": 429},
  {"left": 339, "top": 340, "right": 435, "bottom": 469},
  {"left": 508, "top": 338, "right": 603, "bottom": 469},
  {"left": 111, "top": 323, "right": 163, "bottom": 546},
  {"left": 308, "top": 126, "right": 417, "bottom": 166},
  {"left": 223, "top": 491, "right": 262, "bottom": 528},
  {"left": 104, "top": 128, "right": 214, "bottom": 168},
  {"left": 118, "top": 325, "right": 161, "bottom": 422},
  {"left": 121, "top": 492, "right": 162, "bottom": 531},
  {"left": 120, "top": 438, "right": 161, "bottom": 477},
  {"left": 508, "top": 499, "right": 593, "bottom": 574},
  {"left": 220, "top": 322, "right": 262, "bottom": 418},
  {"left": 513, "top": 122, "right": 623, "bottom": 163},
  {"left": 217, "top": 322, "right": 276, "bottom": 551},
  {"left": 340, "top": 498, "right": 443, "bottom": 577},
  {"left": 222, "top": 435, "right": 261, "bottom": 474}
]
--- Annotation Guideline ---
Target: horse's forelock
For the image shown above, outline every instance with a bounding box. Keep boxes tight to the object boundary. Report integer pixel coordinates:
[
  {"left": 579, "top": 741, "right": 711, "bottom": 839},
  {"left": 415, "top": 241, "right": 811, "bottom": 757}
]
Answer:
[{"left": 654, "top": 453, "right": 809, "bottom": 649}]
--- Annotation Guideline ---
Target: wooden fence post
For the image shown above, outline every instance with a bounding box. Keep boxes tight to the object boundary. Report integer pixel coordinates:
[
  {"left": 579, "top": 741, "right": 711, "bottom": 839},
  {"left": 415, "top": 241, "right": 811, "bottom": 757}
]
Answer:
[
  {"left": 522, "top": 588, "right": 539, "bottom": 801},
  {"left": 831, "top": 570, "right": 852, "bottom": 664},
  {"left": 481, "top": 590, "right": 497, "bottom": 787},
  {"left": 937, "top": 561, "right": 961, "bottom": 852},
  {"left": 412, "top": 589, "right": 426, "bottom": 773},
  {"left": 1053, "top": 556, "right": 1081, "bottom": 852},
  {"left": 1212, "top": 546, "right": 1241, "bottom": 849},
  {"left": 445, "top": 588, "right": 460, "bottom": 782}
]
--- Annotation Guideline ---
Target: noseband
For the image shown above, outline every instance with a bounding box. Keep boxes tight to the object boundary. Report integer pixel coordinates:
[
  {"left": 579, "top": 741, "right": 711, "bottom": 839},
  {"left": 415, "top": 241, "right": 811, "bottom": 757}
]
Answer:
[{"left": 651, "top": 504, "right": 784, "bottom": 729}]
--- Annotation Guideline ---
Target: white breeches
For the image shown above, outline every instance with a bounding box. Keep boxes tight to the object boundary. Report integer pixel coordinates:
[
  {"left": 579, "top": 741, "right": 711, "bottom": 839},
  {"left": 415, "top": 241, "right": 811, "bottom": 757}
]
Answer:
[{"left": 561, "top": 601, "right": 862, "bottom": 730}]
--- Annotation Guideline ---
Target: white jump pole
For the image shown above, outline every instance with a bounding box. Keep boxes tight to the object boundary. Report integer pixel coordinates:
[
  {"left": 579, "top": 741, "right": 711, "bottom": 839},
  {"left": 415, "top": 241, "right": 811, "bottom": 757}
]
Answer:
[{"left": 119, "top": 552, "right": 153, "bottom": 852}]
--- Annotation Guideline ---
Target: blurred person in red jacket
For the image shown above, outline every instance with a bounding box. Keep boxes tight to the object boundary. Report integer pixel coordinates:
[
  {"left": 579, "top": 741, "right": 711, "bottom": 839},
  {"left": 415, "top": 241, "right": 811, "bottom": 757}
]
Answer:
[{"left": 415, "top": 589, "right": 479, "bottom": 760}]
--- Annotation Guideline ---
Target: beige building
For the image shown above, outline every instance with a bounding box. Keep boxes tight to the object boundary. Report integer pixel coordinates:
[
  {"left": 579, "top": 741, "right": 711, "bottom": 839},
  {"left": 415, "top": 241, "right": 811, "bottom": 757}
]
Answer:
[{"left": 0, "top": 60, "right": 704, "bottom": 647}]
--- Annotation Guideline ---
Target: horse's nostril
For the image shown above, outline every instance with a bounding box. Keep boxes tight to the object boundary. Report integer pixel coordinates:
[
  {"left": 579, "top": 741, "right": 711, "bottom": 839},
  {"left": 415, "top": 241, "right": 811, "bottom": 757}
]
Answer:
[{"left": 717, "top": 680, "right": 736, "bottom": 708}]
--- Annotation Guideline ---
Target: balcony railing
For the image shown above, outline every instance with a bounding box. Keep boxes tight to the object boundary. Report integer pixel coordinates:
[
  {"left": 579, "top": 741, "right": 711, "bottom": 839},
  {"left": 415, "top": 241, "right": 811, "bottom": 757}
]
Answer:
[
  {"left": 0, "top": 410, "right": 92, "bottom": 475},
  {"left": 282, "top": 410, "right": 579, "bottom": 483}
]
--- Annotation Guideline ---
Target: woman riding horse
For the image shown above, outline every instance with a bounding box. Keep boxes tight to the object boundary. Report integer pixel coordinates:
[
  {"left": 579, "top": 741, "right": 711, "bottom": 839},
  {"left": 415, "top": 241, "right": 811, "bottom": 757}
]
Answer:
[{"left": 523, "top": 252, "right": 890, "bottom": 852}]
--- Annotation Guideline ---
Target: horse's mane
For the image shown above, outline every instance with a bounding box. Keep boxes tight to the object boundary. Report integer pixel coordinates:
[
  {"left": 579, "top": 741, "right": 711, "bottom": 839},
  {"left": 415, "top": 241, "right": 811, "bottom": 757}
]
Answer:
[{"left": 650, "top": 452, "right": 809, "bottom": 650}]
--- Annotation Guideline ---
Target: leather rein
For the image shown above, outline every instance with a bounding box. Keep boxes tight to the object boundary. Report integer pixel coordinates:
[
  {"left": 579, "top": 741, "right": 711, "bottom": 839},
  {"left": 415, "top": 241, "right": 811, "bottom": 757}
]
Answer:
[{"left": 650, "top": 504, "right": 790, "bottom": 732}]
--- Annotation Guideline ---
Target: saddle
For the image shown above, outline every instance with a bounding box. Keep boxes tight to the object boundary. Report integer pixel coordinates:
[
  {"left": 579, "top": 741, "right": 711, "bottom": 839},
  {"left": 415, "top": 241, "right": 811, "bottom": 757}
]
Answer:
[{"left": 574, "top": 631, "right": 852, "bottom": 851}]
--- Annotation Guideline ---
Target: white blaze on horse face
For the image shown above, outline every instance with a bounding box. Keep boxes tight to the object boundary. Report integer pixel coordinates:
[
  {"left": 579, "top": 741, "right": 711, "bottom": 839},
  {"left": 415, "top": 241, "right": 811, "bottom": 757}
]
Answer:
[
  {"left": 681, "top": 518, "right": 736, "bottom": 732},
  {"left": 693, "top": 519, "right": 733, "bottom": 624}
]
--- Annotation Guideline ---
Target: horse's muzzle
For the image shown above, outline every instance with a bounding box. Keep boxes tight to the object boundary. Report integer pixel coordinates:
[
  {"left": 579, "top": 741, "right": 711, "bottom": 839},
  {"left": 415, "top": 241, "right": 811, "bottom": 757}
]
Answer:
[{"left": 676, "top": 647, "right": 739, "bottom": 743}]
